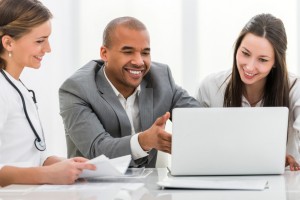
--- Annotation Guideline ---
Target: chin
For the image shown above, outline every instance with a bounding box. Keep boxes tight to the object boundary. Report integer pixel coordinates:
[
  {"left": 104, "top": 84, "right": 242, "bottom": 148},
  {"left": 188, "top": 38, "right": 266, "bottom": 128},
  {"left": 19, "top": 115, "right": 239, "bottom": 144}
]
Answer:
[
  {"left": 241, "top": 78, "right": 256, "bottom": 85},
  {"left": 128, "top": 81, "right": 141, "bottom": 89},
  {"left": 27, "top": 65, "right": 41, "bottom": 69}
]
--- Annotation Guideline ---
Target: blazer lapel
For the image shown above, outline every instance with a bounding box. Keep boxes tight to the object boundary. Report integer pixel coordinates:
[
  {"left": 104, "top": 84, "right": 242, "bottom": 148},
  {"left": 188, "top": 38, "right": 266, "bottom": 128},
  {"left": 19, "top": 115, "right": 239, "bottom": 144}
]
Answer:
[
  {"left": 139, "top": 79, "right": 153, "bottom": 130},
  {"left": 95, "top": 67, "right": 132, "bottom": 137}
]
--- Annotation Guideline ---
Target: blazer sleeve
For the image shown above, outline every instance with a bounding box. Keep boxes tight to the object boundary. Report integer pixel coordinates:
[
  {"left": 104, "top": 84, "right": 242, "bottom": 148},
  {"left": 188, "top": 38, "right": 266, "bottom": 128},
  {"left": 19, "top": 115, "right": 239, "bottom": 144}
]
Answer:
[{"left": 59, "top": 78, "right": 133, "bottom": 160}]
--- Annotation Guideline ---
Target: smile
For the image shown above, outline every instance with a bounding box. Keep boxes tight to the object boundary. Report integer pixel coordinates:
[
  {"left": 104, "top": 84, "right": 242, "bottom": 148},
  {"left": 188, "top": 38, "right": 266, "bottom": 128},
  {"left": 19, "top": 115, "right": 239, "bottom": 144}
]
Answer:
[
  {"left": 245, "top": 71, "right": 255, "bottom": 76},
  {"left": 129, "top": 70, "right": 142, "bottom": 75},
  {"left": 34, "top": 56, "right": 43, "bottom": 61},
  {"left": 243, "top": 67, "right": 256, "bottom": 77}
]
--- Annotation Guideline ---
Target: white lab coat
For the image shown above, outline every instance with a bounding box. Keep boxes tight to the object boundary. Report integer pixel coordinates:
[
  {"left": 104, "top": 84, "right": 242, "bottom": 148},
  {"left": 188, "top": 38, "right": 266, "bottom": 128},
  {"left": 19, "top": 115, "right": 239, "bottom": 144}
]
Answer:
[{"left": 0, "top": 70, "right": 48, "bottom": 170}]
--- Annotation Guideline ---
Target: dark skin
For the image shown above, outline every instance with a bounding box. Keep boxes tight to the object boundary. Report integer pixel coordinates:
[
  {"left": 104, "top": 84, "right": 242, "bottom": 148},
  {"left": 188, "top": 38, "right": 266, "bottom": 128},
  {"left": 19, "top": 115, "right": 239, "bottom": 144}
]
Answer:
[{"left": 100, "top": 26, "right": 172, "bottom": 154}]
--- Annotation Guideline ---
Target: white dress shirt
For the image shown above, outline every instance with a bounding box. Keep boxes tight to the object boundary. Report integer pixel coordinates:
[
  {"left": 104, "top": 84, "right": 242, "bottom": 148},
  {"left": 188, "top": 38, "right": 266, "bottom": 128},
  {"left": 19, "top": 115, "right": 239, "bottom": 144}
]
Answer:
[
  {"left": 104, "top": 69, "right": 148, "bottom": 160},
  {"left": 196, "top": 69, "right": 300, "bottom": 161},
  {"left": 0, "top": 70, "right": 48, "bottom": 170}
]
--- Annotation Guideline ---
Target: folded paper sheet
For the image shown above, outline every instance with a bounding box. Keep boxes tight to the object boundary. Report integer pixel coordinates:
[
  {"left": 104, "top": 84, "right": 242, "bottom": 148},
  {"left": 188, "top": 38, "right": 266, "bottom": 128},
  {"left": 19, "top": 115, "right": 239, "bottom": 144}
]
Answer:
[
  {"left": 157, "top": 177, "right": 268, "bottom": 190},
  {"left": 79, "top": 154, "right": 131, "bottom": 178}
]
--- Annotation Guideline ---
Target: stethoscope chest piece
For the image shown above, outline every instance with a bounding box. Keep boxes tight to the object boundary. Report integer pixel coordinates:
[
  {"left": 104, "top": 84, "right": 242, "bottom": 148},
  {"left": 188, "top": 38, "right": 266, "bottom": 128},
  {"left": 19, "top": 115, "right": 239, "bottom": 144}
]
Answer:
[{"left": 35, "top": 138, "right": 46, "bottom": 151}]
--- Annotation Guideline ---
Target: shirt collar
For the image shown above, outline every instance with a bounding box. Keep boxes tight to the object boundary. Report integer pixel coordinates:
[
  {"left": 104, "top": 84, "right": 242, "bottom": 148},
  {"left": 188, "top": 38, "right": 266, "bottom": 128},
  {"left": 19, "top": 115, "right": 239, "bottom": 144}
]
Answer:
[
  {"left": 103, "top": 66, "right": 141, "bottom": 97},
  {"left": 242, "top": 95, "right": 263, "bottom": 107}
]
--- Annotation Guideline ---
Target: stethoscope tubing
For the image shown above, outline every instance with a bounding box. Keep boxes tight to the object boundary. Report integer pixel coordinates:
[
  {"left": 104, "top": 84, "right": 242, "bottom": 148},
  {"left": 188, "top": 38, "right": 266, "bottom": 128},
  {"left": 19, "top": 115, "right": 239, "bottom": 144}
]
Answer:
[{"left": 0, "top": 69, "right": 45, "bottom": 151}]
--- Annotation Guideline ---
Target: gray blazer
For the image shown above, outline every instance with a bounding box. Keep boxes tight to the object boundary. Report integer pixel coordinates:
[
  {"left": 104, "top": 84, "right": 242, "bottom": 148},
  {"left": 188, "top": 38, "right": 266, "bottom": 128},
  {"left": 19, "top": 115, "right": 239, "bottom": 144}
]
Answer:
[{"left": 59, "top": 60, "right": 200, "bottom": 167}]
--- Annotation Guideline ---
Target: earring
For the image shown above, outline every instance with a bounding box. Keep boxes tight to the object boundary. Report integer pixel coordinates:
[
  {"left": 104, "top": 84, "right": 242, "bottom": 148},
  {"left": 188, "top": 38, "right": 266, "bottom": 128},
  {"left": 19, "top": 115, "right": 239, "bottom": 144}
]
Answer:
[{"left": 8, "top": 52, "right": 12, "bottom": 58}]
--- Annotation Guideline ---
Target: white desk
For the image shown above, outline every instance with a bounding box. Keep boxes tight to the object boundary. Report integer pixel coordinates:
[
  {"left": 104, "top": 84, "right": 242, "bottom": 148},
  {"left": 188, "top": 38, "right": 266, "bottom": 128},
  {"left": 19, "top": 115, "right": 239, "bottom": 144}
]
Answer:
[{"left": 1, "top": 168, "right": 300, "bottom": 200}]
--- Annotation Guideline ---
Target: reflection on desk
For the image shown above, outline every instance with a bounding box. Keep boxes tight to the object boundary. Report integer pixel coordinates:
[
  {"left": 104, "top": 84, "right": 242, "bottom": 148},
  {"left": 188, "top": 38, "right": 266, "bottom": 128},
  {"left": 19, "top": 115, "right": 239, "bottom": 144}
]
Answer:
[{"left": 1, "top": 168, "right": 300, "bottom": 200}]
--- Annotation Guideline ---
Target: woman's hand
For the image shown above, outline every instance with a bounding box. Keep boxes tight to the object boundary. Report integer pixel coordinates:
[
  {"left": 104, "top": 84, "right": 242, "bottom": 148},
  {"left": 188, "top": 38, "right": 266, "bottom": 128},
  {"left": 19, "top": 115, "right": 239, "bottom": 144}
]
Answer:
[
  {"left": 286, "top": 155, "right": 300, "bottom": 171},
  {"left": 44, "top": 157, "right": 96, "bottom": 184}
]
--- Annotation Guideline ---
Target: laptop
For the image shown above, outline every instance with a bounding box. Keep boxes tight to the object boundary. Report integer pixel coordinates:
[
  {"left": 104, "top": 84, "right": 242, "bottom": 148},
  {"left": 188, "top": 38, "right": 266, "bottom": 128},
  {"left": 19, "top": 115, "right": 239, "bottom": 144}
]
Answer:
[{"left": 170, "top": 107, "right": 288, "bottom": 176}]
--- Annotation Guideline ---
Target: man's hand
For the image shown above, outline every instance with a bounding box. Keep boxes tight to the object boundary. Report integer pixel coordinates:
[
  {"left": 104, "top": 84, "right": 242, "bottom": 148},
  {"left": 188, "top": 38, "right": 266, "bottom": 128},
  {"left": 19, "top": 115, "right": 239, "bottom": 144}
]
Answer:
[{"left": 138, "top": 112, "right": 172, "bottom": 154}]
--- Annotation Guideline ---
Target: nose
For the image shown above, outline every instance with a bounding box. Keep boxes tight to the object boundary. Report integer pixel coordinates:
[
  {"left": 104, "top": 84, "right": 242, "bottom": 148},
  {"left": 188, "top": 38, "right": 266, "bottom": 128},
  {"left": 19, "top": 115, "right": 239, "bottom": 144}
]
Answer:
[
  {"left": 131, "top": 53, "right": 144, "bottom": 66},
  {"left": 245, "top": 59, "right": 256, "bottom": 71},
  {"left": 44, "top": 40, "right": 51, "bottom": 53}
]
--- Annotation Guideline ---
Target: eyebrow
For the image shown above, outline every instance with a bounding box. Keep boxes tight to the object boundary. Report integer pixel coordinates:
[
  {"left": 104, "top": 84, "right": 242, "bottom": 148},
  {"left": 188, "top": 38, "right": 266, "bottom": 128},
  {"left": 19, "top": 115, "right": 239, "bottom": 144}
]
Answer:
[
  {"left": 121, "top": 46, "right": 134, "bottom": 51},
  {"left": 241, "top": 47, "right": 271, "bottom": 58},
  {"left": 36, "top": 36, "right": 49, "bottom": 39},
  {"left": 241, "top": 47, "right": 250, "bottom": 53},
  {"left": 121, "top": 46, "right": 151, "bottom": 51}
]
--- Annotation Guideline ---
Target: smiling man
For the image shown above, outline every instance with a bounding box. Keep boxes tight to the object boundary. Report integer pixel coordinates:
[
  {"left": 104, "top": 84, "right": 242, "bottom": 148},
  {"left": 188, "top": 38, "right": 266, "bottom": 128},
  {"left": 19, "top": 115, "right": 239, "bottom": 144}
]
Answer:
[{"left": 59, "top": 17, "right": 200, "bottom": 167}]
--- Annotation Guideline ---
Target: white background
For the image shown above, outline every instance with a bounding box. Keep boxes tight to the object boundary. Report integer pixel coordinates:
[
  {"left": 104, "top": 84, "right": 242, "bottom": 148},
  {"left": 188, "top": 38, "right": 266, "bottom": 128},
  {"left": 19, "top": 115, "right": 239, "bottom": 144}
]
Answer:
[{"left": 20, "top": 0, "right": 299, "bottom": 157}]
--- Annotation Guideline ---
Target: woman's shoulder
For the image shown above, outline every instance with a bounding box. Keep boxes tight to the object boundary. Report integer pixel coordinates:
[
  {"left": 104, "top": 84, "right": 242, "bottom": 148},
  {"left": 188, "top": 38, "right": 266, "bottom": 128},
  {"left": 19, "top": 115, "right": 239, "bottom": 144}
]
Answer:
[
  {"left": 197, "top": 69, "right": 231, "bottom": 96},
  {"left": 200, "top": 69, "right": 231, "bottom": 88},
  {"left": 288, "top": 72, "right": 300, "bottom": 81},
  {"left": 288, "top": 73, "right": 300, "bottom": 107},
  {"left": 196, "top": 69, "right": 230, "bottom": 106},
  {"left": 288, "top": 72, "right": 300, "bottom": 89}
]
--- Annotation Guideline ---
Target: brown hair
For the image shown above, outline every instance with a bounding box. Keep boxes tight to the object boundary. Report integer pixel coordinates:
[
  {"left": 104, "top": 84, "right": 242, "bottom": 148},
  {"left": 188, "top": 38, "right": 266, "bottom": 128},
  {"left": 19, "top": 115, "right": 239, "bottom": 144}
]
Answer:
[
  {"left": 224, "top": 13, "right": 290, "bottom": 107},
  {"left": 0, "top": 0, "right": 52, "bottom": 69}
]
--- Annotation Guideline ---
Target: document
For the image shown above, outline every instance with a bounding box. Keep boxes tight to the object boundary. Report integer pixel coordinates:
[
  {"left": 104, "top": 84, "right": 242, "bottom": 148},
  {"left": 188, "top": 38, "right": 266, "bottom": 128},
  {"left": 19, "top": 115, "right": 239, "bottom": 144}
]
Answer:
[
  {"left": 157, "top": 177, "right": 268, "bottom": 190},
  {"left": 79, "top": 154, "right": 131, "bottom": 178}
]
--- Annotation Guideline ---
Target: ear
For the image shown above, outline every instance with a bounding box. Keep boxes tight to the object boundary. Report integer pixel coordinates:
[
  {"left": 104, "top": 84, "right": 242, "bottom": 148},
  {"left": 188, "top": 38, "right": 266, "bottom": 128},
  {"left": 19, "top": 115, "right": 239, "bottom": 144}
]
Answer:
[
  {"left": 100, "top": 46, "right": 108, "bottom": 61},
  {"left": 1, "top": 35, "right": 14, "bottom": 52}
]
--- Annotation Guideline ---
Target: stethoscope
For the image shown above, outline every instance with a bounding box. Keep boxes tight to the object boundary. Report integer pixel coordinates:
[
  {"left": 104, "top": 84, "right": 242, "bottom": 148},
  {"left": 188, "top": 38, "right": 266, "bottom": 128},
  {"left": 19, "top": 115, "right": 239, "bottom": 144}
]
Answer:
[{"left": 0, "top": 69, "right": 46, "bottom": 151}]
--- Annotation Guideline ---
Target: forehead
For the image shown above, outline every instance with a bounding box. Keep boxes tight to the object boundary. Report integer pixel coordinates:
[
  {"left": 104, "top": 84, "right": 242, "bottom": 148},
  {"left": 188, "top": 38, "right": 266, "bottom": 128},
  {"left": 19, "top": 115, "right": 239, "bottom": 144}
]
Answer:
[
  {"left": 111, "top": 25, "right": 150, "bottom": 48},
  {"left": 240, "top": 33, "right": 274, "bottom": 57},
  {"left": 19, "top": 20, "right": 52, "bottom": 40}
]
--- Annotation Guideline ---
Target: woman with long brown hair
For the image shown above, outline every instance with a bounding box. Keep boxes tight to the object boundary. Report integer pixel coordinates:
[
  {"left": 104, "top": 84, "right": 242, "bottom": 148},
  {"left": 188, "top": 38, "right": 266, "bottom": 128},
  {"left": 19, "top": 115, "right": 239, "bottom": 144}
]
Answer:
[{"left": 196, "top": 13, "right": 300, "bottom": 171}]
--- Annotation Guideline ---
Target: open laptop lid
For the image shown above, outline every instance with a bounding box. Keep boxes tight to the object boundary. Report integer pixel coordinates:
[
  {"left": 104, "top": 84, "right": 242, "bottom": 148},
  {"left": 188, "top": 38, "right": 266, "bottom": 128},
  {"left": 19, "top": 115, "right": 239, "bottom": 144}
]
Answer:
[{"left": 170, "top": 107, "right": 288, "bottom": 176}]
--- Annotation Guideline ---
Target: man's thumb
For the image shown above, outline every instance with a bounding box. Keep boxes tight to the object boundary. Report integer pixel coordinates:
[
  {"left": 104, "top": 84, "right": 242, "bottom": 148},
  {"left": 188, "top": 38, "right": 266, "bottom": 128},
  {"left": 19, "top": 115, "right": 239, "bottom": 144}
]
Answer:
[{"left": 155, "top": 112, "right": 170, "bottom": 126}]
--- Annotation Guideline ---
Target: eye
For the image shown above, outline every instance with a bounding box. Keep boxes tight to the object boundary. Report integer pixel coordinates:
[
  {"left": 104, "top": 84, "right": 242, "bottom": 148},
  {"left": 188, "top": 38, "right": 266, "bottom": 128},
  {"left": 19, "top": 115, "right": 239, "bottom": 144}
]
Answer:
[
  {"left": 141, "top": 51, "right": 150, "bottom": 56},
  {"left": 241, "top": 50, "right": 250, "bottom": 56},
  {"left": 259, "top": 58, "right": 268, "bottom": 62},
  {"left": 122, "top": 50, "right": 133, "bottom": 54},
  {"left": 36, "top": 40, "right": 44, "bottom": 44}
]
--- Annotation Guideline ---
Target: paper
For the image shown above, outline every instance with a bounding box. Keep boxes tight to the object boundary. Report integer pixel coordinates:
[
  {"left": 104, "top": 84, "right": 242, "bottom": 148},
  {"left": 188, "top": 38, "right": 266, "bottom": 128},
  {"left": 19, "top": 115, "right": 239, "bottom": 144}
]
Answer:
[
  {"left": 157, "top": 177, "right": 268, "bottom": 190},
  {"left": 34, "top": 183, "right": 145, "bottom": 200},
  {"left": 79, "top": 154, "right": 131, "bottom": 178},
  {"left": 86, "top": 168, "right": 153, "bottom": 181},
  {"left": 34, "top": 182, "right": 144, "bottom": 191}
]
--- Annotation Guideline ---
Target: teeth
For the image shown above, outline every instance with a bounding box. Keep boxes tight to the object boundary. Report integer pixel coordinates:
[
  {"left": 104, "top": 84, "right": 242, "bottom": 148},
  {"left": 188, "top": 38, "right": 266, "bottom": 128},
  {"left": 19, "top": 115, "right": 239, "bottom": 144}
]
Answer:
[
  {"left": 243, "top": 67, "right": 255, "bottom": 76},
  {"left": 129, "top": 70, "right": 141, "bottom": 75},
  {"left": 245, "top": 71, "right": 254, "bottom": 76}
]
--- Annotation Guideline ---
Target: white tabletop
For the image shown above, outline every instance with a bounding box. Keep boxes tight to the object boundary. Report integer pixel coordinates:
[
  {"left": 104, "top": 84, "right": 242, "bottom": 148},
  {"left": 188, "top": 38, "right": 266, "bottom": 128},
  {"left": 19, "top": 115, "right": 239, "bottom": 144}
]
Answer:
[{"left": 1, "top": 168, "right": 300, "bottom": 200}]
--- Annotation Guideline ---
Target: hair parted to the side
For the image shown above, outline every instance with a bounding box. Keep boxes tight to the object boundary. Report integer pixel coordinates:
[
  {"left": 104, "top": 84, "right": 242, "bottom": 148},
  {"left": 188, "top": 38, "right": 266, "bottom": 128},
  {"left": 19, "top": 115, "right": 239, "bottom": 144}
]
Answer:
[
  {"left": 102, "top": 16, "right": 147, "bottom": 48},
  {"left": 0, "top": 0, "right": 52, "bottom": 70},
  {"left": 224, "top": 13, "right": 290, "bottom": 108}
]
